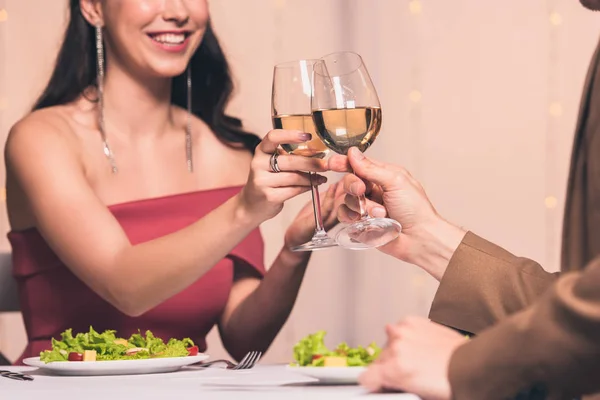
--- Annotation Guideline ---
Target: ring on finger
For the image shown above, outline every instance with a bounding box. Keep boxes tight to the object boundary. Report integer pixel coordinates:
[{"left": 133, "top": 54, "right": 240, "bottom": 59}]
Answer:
[{"left": 269, "top": 152, "right": 281, "bottom": 173}]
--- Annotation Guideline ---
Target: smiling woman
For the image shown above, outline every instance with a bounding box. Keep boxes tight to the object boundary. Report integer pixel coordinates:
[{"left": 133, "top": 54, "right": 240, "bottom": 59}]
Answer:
[
  {"left": 3, "top": 0, "right": 342, "bottom": 366},
  {"left": 84, "top": 0, "right": 208, "bottom": 79},
  {"left": 33, "top": 0, "right": 259, "bottom": 157},
  {"left": 148, "top": 32, "right": 191, "bottom": 53}
]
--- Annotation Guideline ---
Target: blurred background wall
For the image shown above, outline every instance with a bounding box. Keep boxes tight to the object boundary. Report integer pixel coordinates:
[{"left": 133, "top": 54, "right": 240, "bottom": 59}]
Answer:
[{"left": 0, "top": 0, "right": 598, "bottom": 363}]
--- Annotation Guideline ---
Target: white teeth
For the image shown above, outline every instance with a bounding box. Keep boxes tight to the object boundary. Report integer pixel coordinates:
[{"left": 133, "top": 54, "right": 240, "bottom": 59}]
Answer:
[{"left": 150, "top": 33, "right": 185, "bottom": 45}]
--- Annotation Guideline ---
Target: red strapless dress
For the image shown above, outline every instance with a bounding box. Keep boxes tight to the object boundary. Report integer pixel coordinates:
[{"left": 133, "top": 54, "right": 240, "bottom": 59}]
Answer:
[{"left": 7, "top": 186, "right": 265, "bottom": 365}]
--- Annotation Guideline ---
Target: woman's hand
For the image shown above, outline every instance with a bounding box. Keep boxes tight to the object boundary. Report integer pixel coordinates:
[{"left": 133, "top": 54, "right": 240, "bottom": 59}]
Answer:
[
  {"left": 284, "top": 181, "right": 345, "bottom": 250},
  {"left": 238, "top": 130, "right": 329, "bottom": 224}
]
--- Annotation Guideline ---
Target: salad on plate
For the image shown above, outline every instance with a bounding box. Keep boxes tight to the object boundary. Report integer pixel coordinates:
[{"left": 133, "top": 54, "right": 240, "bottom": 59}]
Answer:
[
  {"left": 39, "top": 327, "right": 199, "bottom": 363},
  {"left": 290, "top": 331, "right": 380, "bottom": 367}
]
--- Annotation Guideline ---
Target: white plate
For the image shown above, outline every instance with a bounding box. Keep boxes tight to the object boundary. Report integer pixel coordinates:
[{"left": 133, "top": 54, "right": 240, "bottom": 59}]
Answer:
[
  {"left": 23, "top": 354, "right": 209, "bottom": 376},
  {"left": 285, "top": 365, "right": 366, "bottom": 384}
]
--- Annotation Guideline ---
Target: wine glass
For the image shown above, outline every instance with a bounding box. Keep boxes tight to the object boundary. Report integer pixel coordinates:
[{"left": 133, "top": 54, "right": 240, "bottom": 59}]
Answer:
[
  {"left": 271, "top": 59, "right": 337, "bottom": 251},
  {"left": 311, "top": 51, "right": 402, "bottom": 249}
]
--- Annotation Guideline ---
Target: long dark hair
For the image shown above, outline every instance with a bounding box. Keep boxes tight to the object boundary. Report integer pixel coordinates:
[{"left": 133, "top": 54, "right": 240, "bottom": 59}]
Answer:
[{"left": 33, "top": 0, "right": 261, "bottom": 153}]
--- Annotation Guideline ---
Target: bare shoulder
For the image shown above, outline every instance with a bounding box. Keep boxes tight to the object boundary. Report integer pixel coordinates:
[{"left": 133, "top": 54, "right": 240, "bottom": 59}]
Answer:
[
  {"left": 200, "top": 119, "right": 254, "bottom": 182},
  {"left": 219, "top": 141, "right": 253, "bottom": 167},
  {"left": 5, "top": 107, "right": 84, "bottom": 230},
  {"left": 5, "top": 107, "right": 80, "bottom": 169},
  {"left": 173, "top": 106, "right": 255, "bottom": 184}
]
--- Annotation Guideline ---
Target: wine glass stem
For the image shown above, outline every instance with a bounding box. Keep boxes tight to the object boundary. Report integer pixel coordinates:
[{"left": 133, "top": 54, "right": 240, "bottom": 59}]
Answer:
[
  {"left": 309, "top": 172, "right": 326, "bottom": 233},
  {"left": 350, "top": 166, "right": 370, "bottom": 220},
  {"left": 357, "top": 193, "right": 370, "bottom": 219}
]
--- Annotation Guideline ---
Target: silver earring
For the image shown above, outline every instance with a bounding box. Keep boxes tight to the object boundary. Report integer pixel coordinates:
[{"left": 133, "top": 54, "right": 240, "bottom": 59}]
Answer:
[
  {"left": 96, "top": 24, "right": 118, "bottom": 174},
  {"left": 186, "top": 65, "right": 193, "bottom": 173}
]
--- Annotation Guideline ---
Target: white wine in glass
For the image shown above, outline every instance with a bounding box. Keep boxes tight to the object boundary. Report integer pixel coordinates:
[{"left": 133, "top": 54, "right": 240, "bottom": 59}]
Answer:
[
  {"left": 272, "top": 114, "right": 329, "bottom": 159},
  {"left": 312, "top": 52, "right": 401, "bottom": 250},
  {"left": 311, "top": 107, "right": 382, "bottom": 154}
]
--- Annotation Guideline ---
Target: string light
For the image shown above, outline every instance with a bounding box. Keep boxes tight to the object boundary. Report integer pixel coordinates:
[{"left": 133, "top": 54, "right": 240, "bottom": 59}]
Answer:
[
  {"left": 407, "top": 0, "right": 428, "bottom": 314},
  {"left": 270, "top": 1, "right": 290, "bottom": 229},
  {"left": 545, "top": 0, "right": 561, "bottom": 270},
  {"left": 545, "top": 196, "right": 558, "bottom": 209},
  {"left": 549, "top": 101, "right": 563, "bottom": 117},
  {"left": 0, "top": 9, "right": 7, "bottom": 22},
  {"left": 409, "top": 0, "right": 422, "bottom": 15},
  {"left": 549, "top": 11, "right": 562, "bottom": 26},
  {"left": 410, "top": 273, "right": 426, "bottom": 289},
  {"left": 272, "top": 0, "right": 283, "bottom": 61},
  {"left": 408, "top": 3, "right": 423, "bottom": 175},
  {"left": 409, "top": 90, "right": 422, "bottom": 103}
]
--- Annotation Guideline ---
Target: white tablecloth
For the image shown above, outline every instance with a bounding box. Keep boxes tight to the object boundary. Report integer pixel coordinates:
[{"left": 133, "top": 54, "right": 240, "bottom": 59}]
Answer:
[{"left": 1, "top": 365, "right": 421, "bottom": 400}]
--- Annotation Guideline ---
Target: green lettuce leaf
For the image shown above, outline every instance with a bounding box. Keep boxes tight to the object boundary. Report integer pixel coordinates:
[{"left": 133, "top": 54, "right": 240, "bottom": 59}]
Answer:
[
  {"left": 40, "top": 327, "right": 195, "bottom": 363},
  {"left": 292, "top": 330, "right": 331, "bottom": 366},
  {"left": 291, "top": 332, "right": 381, "bottom": 367}
]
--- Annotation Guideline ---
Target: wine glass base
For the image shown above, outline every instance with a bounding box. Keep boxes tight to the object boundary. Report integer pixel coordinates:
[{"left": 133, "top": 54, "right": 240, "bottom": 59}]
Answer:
[
  {"left": 290, "top": 234, "right": 338, "bottom": 252},
  {"left": 335, "top": 218, "right": 402, "bottom": 250}
]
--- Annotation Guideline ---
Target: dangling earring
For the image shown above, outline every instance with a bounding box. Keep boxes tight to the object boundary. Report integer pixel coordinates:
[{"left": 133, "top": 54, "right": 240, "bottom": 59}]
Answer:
[
  {"left": 96, "top": 24, "right": 118, "bottom": 174},
  {"left": 185, "top": 65, "right": 193, "bottom": 173}
]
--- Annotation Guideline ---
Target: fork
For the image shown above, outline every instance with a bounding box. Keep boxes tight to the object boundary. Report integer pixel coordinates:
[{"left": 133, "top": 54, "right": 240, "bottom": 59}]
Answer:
[
  {"left": 0, "top": 370, "right": 34, "bottom": 381},
  {"left": 196, "top": 351, "right": 262, "bottom": 370}
]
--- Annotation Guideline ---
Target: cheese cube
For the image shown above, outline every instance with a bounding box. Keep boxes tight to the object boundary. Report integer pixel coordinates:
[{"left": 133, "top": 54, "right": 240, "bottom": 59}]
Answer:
[
  {"left": 323, "top": 356, "right": 347, "bottom": 367},
  {"left": 83, "top": 350, "right": 97, "bottom": 362}
]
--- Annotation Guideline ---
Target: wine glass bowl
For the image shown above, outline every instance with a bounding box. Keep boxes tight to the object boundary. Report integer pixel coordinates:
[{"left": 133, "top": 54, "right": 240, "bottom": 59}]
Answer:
[
  {"left": 311, "top": 107, "right": 381, "bottom": 154},
  {"left": 271, "top": 59, "right": 338, "bottom": 252},
  {"left": 311, "top": 52, "right": 401, "bottom": 250}
]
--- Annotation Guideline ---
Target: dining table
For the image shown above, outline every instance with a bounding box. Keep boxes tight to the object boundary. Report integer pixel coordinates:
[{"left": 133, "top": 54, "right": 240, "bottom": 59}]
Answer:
[{"left": 1, "top": 364, "right": 422, "bottom": 400}]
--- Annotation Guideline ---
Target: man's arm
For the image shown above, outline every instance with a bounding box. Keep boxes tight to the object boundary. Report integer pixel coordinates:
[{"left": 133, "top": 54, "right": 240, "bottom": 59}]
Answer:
[
  {"left": 449, "top": 257, "right": 600, "bottom": 400},
  {"left": 429, "top": 232, "right": 559, "bottom": 334},
  {"left": 329, "top": 147, "right": 558, "bottom": 333}
]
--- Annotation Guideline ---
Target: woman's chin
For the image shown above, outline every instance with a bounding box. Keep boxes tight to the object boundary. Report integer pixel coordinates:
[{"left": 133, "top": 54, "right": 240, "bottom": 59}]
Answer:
[{"left": 146, "top": 64, "right": 189, "bottom": 79}]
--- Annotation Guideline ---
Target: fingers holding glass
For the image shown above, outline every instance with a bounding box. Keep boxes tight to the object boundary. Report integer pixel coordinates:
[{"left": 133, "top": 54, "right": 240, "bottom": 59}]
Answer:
[
  {"left": 240, "top": 131, "right": 327, "bottom": 222},
  {"left": 265, "top": 152, "right": 328, "bottom": 174}
]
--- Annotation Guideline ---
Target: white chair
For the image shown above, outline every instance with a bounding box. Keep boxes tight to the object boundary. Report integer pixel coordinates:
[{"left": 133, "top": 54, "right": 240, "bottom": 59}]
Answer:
[{"left": 0, "top": 252, "right": 18, "bottom": 312}]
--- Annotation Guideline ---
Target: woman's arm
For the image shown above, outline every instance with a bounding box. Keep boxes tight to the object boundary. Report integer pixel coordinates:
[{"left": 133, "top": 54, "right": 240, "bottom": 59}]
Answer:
[
  {"left": 217, "top": 250, "right": 310, "bottom": 361},
  {"left": 6, "top": 114, "right": 323, "bottom": 317},
  {"left": 217, "top": 184, "right": 342, "bottom": 360},
  {"left": 331, "top": 149, "right": 559, "bottom": 333}
]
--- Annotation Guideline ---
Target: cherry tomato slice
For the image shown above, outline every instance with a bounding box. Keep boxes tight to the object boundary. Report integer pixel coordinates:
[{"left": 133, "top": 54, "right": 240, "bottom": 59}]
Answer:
[{"left": 187, "top": 346, "right": 199, "bottom": 356}]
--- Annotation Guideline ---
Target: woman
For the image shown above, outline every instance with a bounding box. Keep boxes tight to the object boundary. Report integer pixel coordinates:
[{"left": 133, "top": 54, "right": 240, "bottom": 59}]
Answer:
[{"left": 5, "top": 0, "right": 341, "bottom": 364}]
